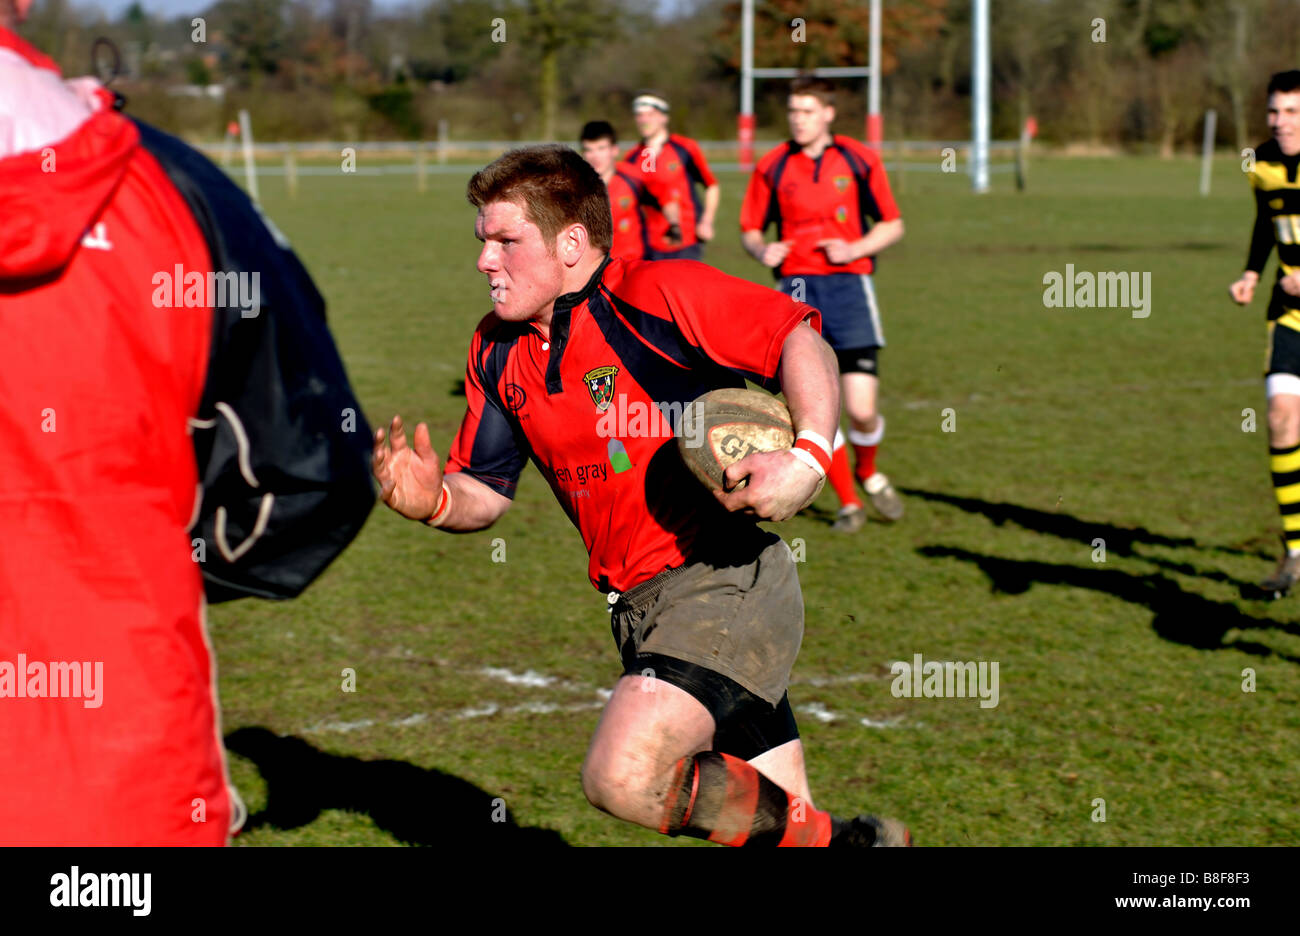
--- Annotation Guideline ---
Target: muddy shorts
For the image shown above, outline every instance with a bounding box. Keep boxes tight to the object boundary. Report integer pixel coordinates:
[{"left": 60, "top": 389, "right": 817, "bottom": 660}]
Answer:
[{"left": 609, "top": 530, "right": 804, "bottom": 759}]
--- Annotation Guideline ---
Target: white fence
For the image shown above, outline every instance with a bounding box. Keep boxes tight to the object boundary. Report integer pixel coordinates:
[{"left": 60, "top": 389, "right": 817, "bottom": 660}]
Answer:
[{"left": 196, "top": 138, "right": 1023, "bottom": 178}]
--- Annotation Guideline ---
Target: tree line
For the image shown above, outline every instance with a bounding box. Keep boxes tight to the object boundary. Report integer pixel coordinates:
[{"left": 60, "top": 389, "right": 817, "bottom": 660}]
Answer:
[{"left": 21, "top": 0, "right": 1300, "bottom": 149}]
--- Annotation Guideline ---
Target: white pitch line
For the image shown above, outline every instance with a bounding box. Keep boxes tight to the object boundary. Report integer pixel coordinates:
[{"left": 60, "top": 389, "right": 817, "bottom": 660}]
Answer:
[
  {"left": 796, "top": 702, "right": 839, "bottom": 723},
  {"left": 452, "top": 703, "right": 500, "bottom": 720},
  {"left": 860, "top": 716, "right": 909, "bottom": 729},
  {"left": 475, "top": 666, "right": 589, "bottom": 692},
  {"left": 500, "top": 700, "right": 606, "bottom": 717},
  {"left": 301, "top": 717, "right": 376, "bottom": 734},
  {"left": 477, "top": 666, "right": 556, "bottom": 688},
  {"left": 298, "top": 668, "right": 908, "bottom": 735}
]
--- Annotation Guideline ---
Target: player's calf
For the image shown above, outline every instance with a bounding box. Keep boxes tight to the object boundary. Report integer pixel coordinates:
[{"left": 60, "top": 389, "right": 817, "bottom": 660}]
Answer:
[
  {"left": 660, "top": 751, "right": 910, "bottom": 847},
  {"left": 1264, "top": 390, "right": 1300, "bottom": 588}
]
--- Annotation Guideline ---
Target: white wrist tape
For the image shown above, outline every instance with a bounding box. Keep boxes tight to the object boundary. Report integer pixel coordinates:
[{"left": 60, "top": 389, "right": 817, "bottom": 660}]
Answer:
[
  {"left": 789, "top": 446, "right": 827, "bottom": 478},
  {"left": 794, "top": 429, "right": 833, "bottom": 459}
]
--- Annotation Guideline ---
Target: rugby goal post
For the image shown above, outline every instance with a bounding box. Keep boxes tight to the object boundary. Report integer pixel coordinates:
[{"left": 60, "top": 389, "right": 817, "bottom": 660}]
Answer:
[
  {"left": 738, "top": 0, "right": 881, "bottom": 172},
  {"left": 739, "top": 0, "right": 993, "bottom": 194}
]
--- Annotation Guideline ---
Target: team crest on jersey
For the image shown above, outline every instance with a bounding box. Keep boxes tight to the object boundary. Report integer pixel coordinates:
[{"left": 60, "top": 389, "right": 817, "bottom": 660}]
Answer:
[
  {"left": 667, "top": 161, "right": 680, "bottom": 172},
  {"left": 619, "top": 196, "right": 632, "bottom": 210},
  {"left": 584, "top": 365, "right": 619, "bottom": 411},
  {"left": 619, "top": 219, "right": 630, "bottom": 231},
  {"left": 1272, "top": 198, "right": 1285, "bottom": 209},
  {"left": 833, "top": 175, "right": 851, "bottom": 192},
  {"left": 835, "top": 205, "right": 849, "bottom": 224}
]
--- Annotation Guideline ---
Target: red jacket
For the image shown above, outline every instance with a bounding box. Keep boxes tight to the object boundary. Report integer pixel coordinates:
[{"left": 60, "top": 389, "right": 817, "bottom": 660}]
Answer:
[
  {"left": 0, "top": 29, "right": 373, "bottom": 844},
  {"left": 0, "top": 29, "right": 226, "bottom": 844}
]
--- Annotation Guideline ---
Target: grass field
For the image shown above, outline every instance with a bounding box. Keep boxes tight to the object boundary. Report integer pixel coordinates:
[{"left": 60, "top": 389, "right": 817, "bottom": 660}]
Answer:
[{"left": 212, "top": 154, "right": 1299, "bottom": 846}]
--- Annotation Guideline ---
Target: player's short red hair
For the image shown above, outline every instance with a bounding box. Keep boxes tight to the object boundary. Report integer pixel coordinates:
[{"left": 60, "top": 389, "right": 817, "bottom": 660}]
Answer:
[{"left": 467, "top": 144, "right": 613, "bottom": 254}]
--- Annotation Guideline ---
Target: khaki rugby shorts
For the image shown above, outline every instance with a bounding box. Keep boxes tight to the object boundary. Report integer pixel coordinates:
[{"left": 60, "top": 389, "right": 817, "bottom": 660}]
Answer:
[{"left": 609, "top": 531, "right": 804, "bottom": 707}]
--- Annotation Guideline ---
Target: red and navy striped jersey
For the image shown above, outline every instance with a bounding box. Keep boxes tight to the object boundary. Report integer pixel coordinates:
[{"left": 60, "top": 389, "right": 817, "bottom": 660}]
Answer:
[
  {"left": 622, "top": 134, "right": 717, "bottom": 252},
  {"left": 608, "top": 167, "right": 657, "bottom": 261},
  {"left": 740, "top": 135, "right": 900, "bottom": 276},
  {"left": 445, "top": 256, "right": 820, "bottom": 593}
]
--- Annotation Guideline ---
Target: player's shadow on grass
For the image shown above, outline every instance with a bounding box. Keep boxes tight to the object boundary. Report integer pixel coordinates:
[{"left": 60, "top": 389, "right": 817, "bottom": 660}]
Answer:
[
  {"left": 918, "top": 545, "right": 1300, "bottom": 664},
  {"left": 224, "top": 727, "right": 569, "bottom": 847},
  {"left": 901, "top": 488, "right": 1272, "bottom": 561}
]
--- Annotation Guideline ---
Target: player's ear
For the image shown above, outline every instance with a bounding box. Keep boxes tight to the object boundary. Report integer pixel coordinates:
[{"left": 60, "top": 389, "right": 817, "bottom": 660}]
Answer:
[{"left": 560, "top": 223, "right": 588, "bottom": 266}]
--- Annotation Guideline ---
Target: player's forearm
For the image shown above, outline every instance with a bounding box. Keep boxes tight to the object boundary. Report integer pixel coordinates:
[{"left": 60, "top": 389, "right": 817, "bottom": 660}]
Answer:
[
  {"left": 663, "top": 200, "right": 682, "bottom": 225},
  {"left": 1247, "top": 211, "right": 1274, "bottom": 274},
  {"left": 777, "top": 322, "right": 840, "bottom": 443},
  {"left": 430, "top": 471, "right": 512, "bottom": 533},
  {"left": 741, "top": 229, "right": 768, "bottom": 263},
  {"left": 701, "top": 185, "right": 721, "bottom": 225},
  {"left": 855, "top": 218, "right": 904, "bottom": 260}
]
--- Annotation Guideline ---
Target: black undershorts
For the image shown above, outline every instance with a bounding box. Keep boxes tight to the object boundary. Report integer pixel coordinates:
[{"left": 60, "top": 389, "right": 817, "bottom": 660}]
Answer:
[{"left": 620, "top": 653, "right": 800, "bottom": 761}]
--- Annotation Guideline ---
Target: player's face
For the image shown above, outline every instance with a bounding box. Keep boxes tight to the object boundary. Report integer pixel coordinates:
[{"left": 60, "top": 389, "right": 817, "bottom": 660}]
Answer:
[
  {"left": 582, "top": 138, "right": 618, "bottom": 176},
  {"left": 788, "top": 95, "right": 835, "bottom": 147},
  {"left": 475, "top": 200, "right": 565, "bottom": 323},
  {"left": 1268, "top": 91, "right": 1300, "bottom": 157},
  {"left": 634, "top": 107, "right": 667, "bottom": 139}
]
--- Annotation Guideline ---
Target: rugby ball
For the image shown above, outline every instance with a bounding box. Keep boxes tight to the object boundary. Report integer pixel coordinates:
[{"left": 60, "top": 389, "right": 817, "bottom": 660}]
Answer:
[{"left": 678, "top": 388, "right": 796, "bottom": 492}]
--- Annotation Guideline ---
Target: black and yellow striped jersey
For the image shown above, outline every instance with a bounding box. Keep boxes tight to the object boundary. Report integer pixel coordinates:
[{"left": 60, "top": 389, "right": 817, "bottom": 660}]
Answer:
[{"left": 1247, "top": 138, "right": 1300, "bottom": 329}]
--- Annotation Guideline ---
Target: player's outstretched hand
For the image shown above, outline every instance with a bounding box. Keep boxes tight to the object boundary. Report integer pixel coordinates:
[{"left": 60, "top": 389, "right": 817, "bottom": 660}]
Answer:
[
  {"left": 713, "top": 450, "right": 823, "bottom": 522},
  {"left": 1281, "top": 273, "right": 1300, "bottom": 298},
  {"left": 760, "top": 240, "right": 793, "bottom": 268},
  {"left": 696, "top": 219, "right": 715, "bottom": 243},
  {"left": 373, "top": 415, "right": 444, "bottom": 521},
  {"left": 1230, "top": 272, "right": 1259, "bottom": 304}
]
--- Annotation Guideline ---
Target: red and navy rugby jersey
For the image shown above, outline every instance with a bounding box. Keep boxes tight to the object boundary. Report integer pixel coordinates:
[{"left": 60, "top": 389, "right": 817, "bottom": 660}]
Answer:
[
  {"left": 740, "top": 135, "right": 900, "bottom": 277},
  {"left": 444, "top": 256, "right": 820, "bottom": 593},
  {"left": 607, "top": 167, "right": 657, "bottom": 261},
  {"left": 622, "top": 134, "right": 717, "bottom": 252}
]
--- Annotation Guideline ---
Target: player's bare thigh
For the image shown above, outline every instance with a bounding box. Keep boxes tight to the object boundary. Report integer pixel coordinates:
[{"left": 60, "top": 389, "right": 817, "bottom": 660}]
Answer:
[
  {"left": 581, "top": 673, "right": 714, "bottom": 828},
  {"left": 841, "top": 371, "right": 880, "bottom": 432},
  {"left": 1267, "top": 391, "right": 1300, "bottom": 448}
]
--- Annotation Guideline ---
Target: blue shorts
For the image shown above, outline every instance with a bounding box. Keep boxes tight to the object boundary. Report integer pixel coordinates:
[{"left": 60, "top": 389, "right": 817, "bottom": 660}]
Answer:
[{"left": 779, "top": 272, "right": 884, "bottom": 351}]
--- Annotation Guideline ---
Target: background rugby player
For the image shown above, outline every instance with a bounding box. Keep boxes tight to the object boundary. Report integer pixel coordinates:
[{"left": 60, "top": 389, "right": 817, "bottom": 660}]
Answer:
[
  {"left": 622, "top": 93, "right": 719, "bottom": 262},
  {"left": 1230, "top": 70, "right": 1300, "bottom": 595},
  {"left": 741, "top": 76, "right": 906, "bottom": 532},
  {"left": 372, "top": 145, "right": 909, "bottom": 846},
  {"left": 579, "top": 119, "right": 678, "bottom": 262}
]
